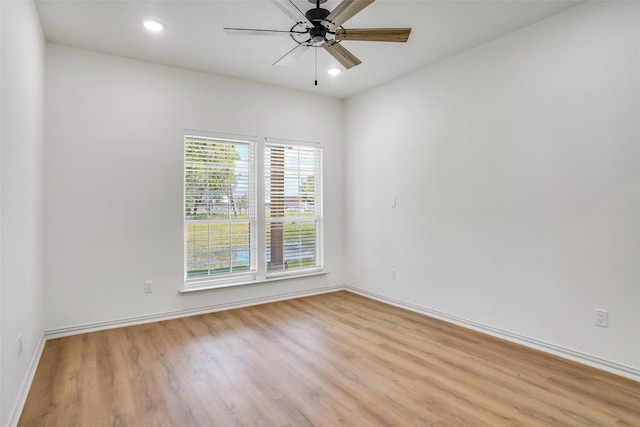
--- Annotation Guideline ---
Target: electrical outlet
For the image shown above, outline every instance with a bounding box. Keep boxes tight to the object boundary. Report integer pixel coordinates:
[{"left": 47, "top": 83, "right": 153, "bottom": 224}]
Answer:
[
  {"left": 390, "top": 197, "right": 397, "bottom": 208},
  {"left": 595, "top": 309, "right": 608, "bottom": 327},
  {"left": 390, "top": 268, "right": 397, "bottom": 280},
  {"left": 18, "top": 333, "right": 23, "bottom": 355},
  {"left": 145, "top": 280, "right": 153, "bottom": 293}
]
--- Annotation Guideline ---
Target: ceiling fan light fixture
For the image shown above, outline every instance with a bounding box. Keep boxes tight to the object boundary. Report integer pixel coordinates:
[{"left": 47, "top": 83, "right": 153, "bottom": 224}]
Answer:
[
  {"left": 327, "top": 68, "right": 341, "bottom": 76},
  {"left": 310, "top": 27, "right": 326, "bottom": 43},
  {"left": 143, "top": 20, "right": 164, "bottom": 32}
]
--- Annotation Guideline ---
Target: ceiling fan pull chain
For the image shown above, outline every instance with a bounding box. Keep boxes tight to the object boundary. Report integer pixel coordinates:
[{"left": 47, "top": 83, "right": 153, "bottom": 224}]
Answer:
[{"left": 314, "top": 47, "right": 318, "bottom": 86}]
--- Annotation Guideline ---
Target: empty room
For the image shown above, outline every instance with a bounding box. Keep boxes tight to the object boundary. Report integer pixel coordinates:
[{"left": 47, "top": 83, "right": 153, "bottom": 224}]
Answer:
[{"left": 2, "top": 0, "right": 639, "bottom": 425}]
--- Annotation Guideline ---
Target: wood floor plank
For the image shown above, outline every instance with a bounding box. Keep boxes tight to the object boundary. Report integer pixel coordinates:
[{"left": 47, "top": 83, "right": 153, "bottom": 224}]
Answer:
[{"left": 19, "top": 291, "right": 640, "bottom": 426}]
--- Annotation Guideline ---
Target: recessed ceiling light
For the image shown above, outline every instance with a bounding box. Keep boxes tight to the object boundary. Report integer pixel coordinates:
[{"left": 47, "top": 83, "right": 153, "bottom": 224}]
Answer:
[
  {"left": 143, "top": 20, "right": 164, "bottom": 32},
  {"left": 327, "top": 68, "right": 341, "bottom": 76}
]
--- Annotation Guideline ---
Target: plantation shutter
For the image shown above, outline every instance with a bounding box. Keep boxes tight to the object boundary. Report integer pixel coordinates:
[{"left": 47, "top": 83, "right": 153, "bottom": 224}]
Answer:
[
  {"left": 184, "top": 131, "right": 256, "bottom": 285},
  {"left": 265, "top": 139, "right": 323, "bottom": 276}
]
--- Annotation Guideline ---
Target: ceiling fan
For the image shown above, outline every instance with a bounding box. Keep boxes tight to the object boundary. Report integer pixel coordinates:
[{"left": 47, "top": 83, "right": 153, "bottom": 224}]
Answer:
[{"left": 224, "top": 0, "right": 411, "bottom": 83}]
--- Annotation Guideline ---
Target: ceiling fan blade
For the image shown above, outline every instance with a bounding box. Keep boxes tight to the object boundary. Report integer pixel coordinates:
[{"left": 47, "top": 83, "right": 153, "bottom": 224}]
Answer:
[
  {"left": 273, "top": 43, "right": 311, "bottom": 66},
  {"left": 224, "top": 28, "right": 307, "bottom": 37},
  {"left": 325, "top": 0, "right": 374, "bottom": 31},
  {"left": 335, "top": 28, "right": 411, "bottom": 42},
  {"left": 322, "top": 40, "right": 362, "bottom": 69},
  {"left": 271, "top": 0, "right": 313, "bottom": 28}
]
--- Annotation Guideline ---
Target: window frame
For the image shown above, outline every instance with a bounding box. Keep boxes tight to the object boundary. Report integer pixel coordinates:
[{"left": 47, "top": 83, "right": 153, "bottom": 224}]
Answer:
[
  {"left": 183, "top": 130, "right": 257, "bottom": 288},
  {"left": 264, "top": 137, "right": 324, "bottom": 279},
  {"left": 182, "top": 131, "right": 324, "bottom": 291}
]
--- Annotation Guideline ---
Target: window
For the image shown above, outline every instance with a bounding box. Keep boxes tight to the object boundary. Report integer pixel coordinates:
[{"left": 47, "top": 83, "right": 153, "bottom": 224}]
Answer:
[
  {"left": 184, "top": 131, "right": 256, "bottom": 285},
  {"left": 184, "top": 132, "right": 323, "bottom": 289},
  {"left": 265, "top": 139, "right": 323, "bottom": 277}
]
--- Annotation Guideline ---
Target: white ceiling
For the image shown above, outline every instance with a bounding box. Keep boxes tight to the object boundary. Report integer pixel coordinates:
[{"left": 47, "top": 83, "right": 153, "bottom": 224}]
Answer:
[{"left": 35, "top": 0, "right": 582, "bottom": 99}]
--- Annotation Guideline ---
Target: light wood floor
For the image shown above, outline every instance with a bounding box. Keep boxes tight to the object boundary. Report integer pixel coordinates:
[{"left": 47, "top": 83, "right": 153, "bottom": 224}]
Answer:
[{"left": 19, "top": 291, "right": 640, "bottom": 426}]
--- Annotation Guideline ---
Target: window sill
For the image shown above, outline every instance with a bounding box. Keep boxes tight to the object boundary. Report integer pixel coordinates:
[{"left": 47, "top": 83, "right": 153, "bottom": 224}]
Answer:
[{"left": 179, "top": 269, "right": 328, "bottom": 294}]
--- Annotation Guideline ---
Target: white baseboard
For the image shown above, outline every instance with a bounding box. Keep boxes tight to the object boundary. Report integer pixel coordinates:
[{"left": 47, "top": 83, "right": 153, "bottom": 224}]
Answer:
[
  {"left": 45, "top": 285, "right": 345, "bottom": 339},
  {"left": 7, "top": 334, "right": 46, "bottom": 427},
  {"left": 344, "top": 285, "right": 640, "bottom": 383}
]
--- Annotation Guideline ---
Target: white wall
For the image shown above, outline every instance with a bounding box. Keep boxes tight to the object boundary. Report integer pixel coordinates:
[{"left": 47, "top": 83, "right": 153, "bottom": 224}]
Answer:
[
  {"left": 345, "top": 1, "right": 640, "bottom": 372},
  {"left": 0, "top": 1, "right": 45, "bottom": 425},
  {"left": 44, "top": 44, "right": 345, "bottom": 331}
]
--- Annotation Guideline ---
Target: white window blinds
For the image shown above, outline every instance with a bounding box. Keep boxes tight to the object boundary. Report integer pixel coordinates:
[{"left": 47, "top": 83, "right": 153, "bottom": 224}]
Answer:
[
  {"left": 184, "top": 132, "right": 256, "bottom": 283},
  {"left": 265, "top": 139, "right": 323, "bottom": 276}
]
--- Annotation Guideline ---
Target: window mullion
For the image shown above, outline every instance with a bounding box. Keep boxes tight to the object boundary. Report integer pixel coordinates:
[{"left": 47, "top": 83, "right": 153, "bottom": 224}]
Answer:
[{"left": 255, "top": 138, "right": 266, "bottom": 281}]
